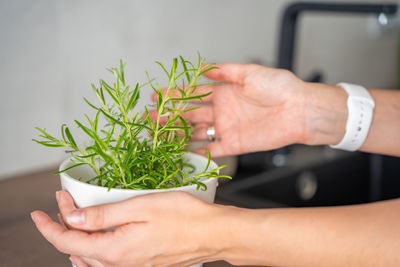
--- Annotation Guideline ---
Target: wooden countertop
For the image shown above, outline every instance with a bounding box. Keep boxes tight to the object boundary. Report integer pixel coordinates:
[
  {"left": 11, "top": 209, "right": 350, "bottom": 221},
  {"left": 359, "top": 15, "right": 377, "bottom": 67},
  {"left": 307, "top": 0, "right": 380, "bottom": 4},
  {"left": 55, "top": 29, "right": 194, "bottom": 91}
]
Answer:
[{"left": 0, "top": 169, "right": 256, "bottom": 267}]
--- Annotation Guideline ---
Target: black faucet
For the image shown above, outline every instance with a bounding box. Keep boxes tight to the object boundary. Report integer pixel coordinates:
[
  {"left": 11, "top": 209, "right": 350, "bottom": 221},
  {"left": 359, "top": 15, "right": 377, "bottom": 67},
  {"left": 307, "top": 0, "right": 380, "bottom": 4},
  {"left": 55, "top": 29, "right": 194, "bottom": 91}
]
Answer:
[{"left": 277, "top": 2, "right": 398, "bottom": 75}]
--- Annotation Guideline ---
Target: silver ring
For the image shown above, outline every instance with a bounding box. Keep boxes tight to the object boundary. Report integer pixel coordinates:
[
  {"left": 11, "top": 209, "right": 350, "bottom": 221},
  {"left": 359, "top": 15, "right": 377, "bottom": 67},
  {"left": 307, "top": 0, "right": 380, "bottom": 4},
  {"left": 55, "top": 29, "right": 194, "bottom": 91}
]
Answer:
[{"left": 206, "top": 126, "right": 216, "bottom": 142}]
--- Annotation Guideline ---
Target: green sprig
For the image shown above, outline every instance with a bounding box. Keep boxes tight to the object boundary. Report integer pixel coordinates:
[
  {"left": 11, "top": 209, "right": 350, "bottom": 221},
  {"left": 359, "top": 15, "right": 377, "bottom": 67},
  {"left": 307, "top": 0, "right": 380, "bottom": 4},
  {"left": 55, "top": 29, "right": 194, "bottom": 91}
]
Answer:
[{"left": 33, "top": 53, "right": 230, "bottom": 190}]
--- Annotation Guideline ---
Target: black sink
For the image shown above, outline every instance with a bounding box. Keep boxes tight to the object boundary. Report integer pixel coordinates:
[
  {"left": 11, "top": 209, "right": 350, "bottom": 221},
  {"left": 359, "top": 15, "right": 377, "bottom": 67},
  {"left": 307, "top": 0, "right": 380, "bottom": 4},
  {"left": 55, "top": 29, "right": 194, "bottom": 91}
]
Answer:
[{"left": 216, "top": 146, "right": 400, "bottom": 209}]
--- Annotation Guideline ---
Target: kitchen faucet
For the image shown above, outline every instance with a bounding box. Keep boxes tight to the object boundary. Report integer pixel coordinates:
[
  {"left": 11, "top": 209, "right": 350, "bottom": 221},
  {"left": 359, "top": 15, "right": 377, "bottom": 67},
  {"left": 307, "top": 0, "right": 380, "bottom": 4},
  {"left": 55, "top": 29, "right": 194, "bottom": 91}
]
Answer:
[{"left": 277, "top": 2, "right": 398, "bottom": 75}]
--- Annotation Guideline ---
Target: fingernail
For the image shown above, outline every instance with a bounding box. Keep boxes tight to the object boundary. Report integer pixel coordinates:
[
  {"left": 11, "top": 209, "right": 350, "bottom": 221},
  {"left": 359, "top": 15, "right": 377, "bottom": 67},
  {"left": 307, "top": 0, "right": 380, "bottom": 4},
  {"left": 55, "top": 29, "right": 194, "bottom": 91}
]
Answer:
[
  {"left": 66, "top": 210, "right": 85, "bottom": 225},
  {"left": 55, "top": 191, "right": 60, "bottom": 202},
  {"left": 30, "top": 212, "right": 38, "bottom": 223},
  {"left": 69, "top": 256, "right": 76, "bottom": 265}
]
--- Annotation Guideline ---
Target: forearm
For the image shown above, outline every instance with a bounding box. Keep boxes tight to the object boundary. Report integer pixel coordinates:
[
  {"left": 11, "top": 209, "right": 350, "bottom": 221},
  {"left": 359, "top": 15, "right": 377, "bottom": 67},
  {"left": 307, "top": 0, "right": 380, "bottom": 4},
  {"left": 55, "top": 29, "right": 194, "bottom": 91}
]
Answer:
[
  {"left": 301, "top": 82, "right": 400, "bottom": 156},
  {"left": 361, "top": 89, "right": 400, "bottom": 156},
  {"left": 214, "top": 199, "right": 400, "bottom": 266}
]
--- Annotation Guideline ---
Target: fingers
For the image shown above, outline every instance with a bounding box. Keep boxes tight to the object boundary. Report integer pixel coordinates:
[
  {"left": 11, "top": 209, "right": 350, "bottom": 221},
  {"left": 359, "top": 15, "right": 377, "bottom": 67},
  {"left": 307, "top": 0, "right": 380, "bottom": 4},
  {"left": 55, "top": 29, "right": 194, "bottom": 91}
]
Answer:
[
  {"left": 57, "top": 213, "right": 68, "bottom": 230},
  {"left": 69, "top": 255, "right": 91, "bottom": 267},
  {"left": 31, "top": 210, "right": 106, "bottom": 257},
  {"left": 191, "top": 124, "right": 208, "bottom": 141},
  {"left": 70, "top": 255, "right": 104, "bottom": 267},
  {"left": 64, "top": 196, "right": 148, "bottom": 231},
  {"left": 56, "top": 190, "right": 77, "bottom": 228},
  {"left": 184, "top": 106, "right": 214, "bottom": 125},
  {"left": 191, "top": 123, "right": 215, "bottom": 141},
  {"left": 196, "top": 141, "right": 230, "bottom": 158},
  {"left": 203, "top": 63, "right": 256, "bottom": 85}
]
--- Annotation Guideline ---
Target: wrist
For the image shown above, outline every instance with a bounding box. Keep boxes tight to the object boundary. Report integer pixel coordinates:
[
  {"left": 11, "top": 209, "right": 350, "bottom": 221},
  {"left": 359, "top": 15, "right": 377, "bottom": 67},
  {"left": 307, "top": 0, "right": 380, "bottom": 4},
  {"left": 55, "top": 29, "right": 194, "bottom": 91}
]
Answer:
[
  {"left": 301, "top": 82, "right": 348, "bottom": 146},
  {"left": 204, "top": 204, "right": 247, "bottom": 264},
  {"left": 207, "top": 205, "right": 272, "bottom": 266}
]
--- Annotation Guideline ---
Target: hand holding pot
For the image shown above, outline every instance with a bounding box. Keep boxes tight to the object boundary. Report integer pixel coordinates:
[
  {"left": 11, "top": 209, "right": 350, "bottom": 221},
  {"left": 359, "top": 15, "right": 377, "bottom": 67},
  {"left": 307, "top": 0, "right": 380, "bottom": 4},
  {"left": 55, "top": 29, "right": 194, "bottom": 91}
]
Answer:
[{"left": 31, "top": 190, "right": 227, "bottom": 267}]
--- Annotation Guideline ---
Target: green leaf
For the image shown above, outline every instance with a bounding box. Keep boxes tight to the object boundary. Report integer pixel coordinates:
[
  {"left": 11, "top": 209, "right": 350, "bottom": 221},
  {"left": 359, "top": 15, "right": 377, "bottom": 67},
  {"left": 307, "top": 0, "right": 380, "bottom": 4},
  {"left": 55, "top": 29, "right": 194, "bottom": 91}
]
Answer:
[
  {"left": 83, "top": 97, "right": 99, "bottom": 110},
  {"left": 65, "top": 127, "right": 77, "bottom": 148},
  {"left": 129, "top": 122, "right": 153, "bottom": 132},
  {"left": 155, "top": 61, "right": 169, "bottom": 78},
  {"left": 197, "top": 51, "right": 201, "bottom": 67},
  {"left": 101, "top": 80, "right": 121, "bottom": 106},
  {"left": 34, "top": 127, "right": 53, "bottom": 139},
  {"left": 99, "top": 86, "right": 105, "bottom": 104},
  {"left": 74, "top": 120, "right": 94, "bottom": 139},
  {"left": 32, "top": 139, "right": 64, "bottom": 147},
  {"left": 127, "top": 83, "right": 139, "bottom": 110},
  {"left": 180, "top": 106, "right": 201, "bottom": 113},
  {"left": 61, "top": 124, "right": 67, "bottom": 143},
  {"left": 199, "top": 66, "right": 218, "bottom": 76},
  {"left": 157, "top": 90, "right": 163, "bottom": 110},
  {"left": 105, "top": 123, "right": 115, "bottom": 144},
  {"left": 170, "top": 57, "right": 178, "bottom": 80},
  {"left": 94, "top": 109, "right": 100, "bottom": 132},
  {"left": 178, "top": 115, "right": 189, "bottom": 138},
  {"left": 53, "top": 163, "right": 88, "bottom": 175},
  {"left": 162, "top": 126, "right": 189, "bottom": 131},
  {"left": 91, "top": 144, "right": 113, "bottom": 164},
  {"left": 145, "top": 71, "right": 158, "bottom": 94},
  {"left": 76, "top": 153, "right": 97, "bottom": 159},
  {"left": 101, "top": 79, "right": 114, "bottom": 91},
  {"left": 178, "top": 82, "right": 186, "bottom": 97},
  {"left": 100, "top": 109, "right": 124, "bottom": 127},
  {"left": 156, "top": 148, "right": 175, "bottom": 169},
  {"left": 91, "top": 83, "right": 105, "bottom": 105},
  {"left": 75, "top": 120, "right": 106, "bottom": 151},
  {"left": 119, "top": 60, "right": 125, "bottom": 84},
  {"left": 160, "top": 112, "right": 170, "bottom": 117},
  {"left": 180, "top": 55, "right": 191, "bottom": 83},
  {"left": 116, "top": 129, "right": 127, "bottom": 149},
  {"left": 169, "top": 91, "right": 212, "bottom": 101},
  {"left": 204, "top": 150, "right": 211, "bottom": 172}
]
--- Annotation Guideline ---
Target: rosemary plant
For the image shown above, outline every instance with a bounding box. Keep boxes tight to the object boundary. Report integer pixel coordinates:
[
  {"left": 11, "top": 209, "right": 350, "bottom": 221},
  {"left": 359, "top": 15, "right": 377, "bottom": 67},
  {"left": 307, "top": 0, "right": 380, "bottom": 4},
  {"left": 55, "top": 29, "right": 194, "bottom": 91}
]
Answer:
[{"left": 33, "top": 54, "right": 230, "bottom": 190}]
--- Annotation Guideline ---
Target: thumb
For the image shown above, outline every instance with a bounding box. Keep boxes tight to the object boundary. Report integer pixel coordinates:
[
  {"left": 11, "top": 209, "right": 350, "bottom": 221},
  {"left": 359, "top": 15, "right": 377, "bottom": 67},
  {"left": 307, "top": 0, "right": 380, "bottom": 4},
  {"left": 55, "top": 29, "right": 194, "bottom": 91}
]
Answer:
[
  {"left": 203, "top": 62, "right": 256, "bottom": 85},
  {"left": 65, "top": 196, "right": 149, "bottom": 231}
]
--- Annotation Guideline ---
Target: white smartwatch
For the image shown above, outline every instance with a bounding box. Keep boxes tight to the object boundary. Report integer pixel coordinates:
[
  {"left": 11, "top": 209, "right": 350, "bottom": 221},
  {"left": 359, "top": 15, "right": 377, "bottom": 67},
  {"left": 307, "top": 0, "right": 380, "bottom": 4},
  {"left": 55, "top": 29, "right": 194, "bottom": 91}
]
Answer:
[{"left": 330, "top": 83, "right": 375, "bottom": 152}]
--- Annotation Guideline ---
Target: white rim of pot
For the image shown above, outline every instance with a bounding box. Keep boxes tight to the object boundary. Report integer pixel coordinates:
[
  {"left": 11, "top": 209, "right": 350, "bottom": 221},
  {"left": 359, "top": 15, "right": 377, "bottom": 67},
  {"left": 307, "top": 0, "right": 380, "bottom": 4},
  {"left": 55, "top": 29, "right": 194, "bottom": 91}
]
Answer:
[{"left": 59, "top": 152, "right": 219, "bottom": 193}]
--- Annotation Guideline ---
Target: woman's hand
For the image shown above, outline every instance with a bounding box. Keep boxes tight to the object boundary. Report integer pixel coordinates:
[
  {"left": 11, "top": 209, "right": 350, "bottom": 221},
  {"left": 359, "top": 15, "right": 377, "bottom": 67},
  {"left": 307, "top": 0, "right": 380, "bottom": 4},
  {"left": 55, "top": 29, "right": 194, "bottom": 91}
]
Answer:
[
  {"left": 31, "top": 190, "right": 228, "bottom": 267},
  {"left": 152, "top": 63, "right": 344, "bottom": 158},
  {"left": 177, "top": 63, "right": 400, "bottom": 157},
  {"left": 193, "top": 64, "right": 308, "bottom": 157}
]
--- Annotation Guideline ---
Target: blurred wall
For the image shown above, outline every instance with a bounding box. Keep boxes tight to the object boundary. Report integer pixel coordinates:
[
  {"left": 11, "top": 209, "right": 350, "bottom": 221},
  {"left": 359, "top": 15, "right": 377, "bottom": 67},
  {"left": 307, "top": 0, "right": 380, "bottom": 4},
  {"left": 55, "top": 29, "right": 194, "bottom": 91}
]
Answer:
[{"left": 0, "top": 0, "right": 398, "bottom": 179}]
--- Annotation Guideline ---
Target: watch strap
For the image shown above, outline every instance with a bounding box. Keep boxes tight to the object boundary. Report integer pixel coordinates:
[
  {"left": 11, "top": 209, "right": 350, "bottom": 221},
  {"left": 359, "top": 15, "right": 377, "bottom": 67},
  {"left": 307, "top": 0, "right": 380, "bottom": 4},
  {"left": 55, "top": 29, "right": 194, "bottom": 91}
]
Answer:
[{"left": 330, "top": 83, "right": 375, "bottom": 151}]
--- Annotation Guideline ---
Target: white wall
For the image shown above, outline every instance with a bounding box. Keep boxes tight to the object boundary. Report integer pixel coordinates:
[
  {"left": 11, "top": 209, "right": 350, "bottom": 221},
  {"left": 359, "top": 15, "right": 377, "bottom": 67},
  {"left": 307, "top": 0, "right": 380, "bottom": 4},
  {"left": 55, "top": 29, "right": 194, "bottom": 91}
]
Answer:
[{"left": 0, "top": 0, "right": 398, "bottom": 179}]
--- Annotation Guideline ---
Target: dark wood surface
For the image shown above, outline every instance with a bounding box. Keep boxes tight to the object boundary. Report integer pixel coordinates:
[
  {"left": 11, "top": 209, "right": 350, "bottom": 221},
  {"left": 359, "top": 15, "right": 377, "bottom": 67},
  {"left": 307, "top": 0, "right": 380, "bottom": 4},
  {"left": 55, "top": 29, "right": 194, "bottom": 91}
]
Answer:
[{"left": 0, "top": 168, "right": 255, "bottom": 267}]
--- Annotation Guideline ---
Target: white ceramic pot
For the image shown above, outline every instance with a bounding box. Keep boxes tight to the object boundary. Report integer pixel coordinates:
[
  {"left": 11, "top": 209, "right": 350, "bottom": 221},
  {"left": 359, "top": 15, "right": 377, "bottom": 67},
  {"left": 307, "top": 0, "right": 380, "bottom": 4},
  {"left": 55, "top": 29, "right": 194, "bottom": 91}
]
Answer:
[{"left": 60, "top": 152, "right": 219, "bottom": 267}]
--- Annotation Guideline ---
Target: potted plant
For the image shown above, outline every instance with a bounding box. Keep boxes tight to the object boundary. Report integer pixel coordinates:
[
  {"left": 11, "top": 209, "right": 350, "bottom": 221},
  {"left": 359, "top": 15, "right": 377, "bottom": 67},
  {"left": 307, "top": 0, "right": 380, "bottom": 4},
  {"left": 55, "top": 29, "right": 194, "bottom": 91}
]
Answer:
[{"left": 33, "top": 54, "right": 230, "bottom": 267}]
